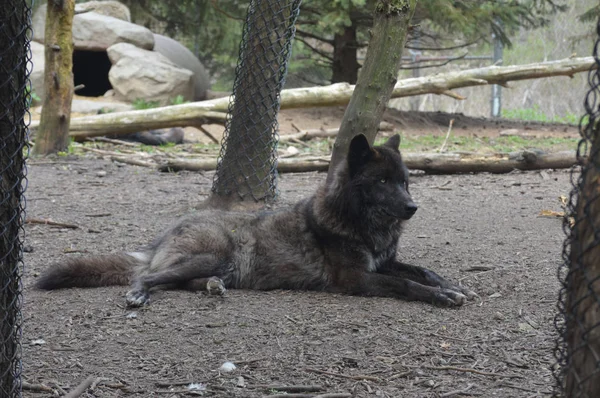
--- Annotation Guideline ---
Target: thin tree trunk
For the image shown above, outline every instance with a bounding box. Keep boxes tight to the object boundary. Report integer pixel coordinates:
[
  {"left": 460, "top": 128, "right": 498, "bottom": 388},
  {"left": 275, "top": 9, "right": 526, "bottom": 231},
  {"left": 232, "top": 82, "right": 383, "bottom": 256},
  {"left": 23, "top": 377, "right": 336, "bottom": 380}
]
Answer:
[
  {"left": 211, "top": 0, "right": 300, "bottom": 202},
  {"left": 327, "top": 0, "right": 418, "bottom": 182},
  {"left": 33, "top": 0, "right": 75, "bottom": 156},
  {"left": 0, "top": 0, "right": 28, "bottom": 395},
  {"left": 565, "top": 133, "right": 600, "bottom": 396},
  {"left": 331, "top": 23, "right": 359, "bottom": 84}
]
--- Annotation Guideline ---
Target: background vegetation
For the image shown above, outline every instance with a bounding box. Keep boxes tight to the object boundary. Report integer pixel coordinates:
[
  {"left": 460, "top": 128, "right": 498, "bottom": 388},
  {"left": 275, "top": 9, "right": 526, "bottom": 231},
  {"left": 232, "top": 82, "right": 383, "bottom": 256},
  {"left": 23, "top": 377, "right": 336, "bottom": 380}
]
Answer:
[{"left": 30, "top": 0, "right": 596, "bottom": 122}]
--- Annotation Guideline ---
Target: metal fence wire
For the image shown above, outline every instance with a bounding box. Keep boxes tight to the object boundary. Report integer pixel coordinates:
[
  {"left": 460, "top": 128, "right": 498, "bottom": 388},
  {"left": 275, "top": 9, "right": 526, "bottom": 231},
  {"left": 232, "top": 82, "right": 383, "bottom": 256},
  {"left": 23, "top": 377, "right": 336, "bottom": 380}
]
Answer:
[
  {"left": 554, "top": 18, "right": 600, "bottom": 398},
  {"left": 0, "top": 0, "right": 30, "bottom": 396},
  {"left": 212, "top": 0, "right": 302, "bottom": 202}
]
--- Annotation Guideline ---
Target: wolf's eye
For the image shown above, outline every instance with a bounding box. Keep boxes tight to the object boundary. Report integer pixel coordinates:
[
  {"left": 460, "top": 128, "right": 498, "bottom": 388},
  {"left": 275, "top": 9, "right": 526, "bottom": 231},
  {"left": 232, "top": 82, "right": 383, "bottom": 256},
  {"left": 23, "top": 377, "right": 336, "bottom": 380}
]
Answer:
[{"left": 380, "top": 178, "right": 387, "bottom": 184}]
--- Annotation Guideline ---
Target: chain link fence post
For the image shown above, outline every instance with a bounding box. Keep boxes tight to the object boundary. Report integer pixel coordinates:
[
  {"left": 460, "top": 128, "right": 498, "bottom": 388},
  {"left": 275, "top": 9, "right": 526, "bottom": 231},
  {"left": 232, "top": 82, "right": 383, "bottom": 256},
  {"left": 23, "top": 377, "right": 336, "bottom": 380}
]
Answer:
[
  {"left": 0, "top": 0, "right": 31, "bottom": 396},
  {"left": 211, "top": 0, "right": 302, "bottom": 203},
  {"left": 554, "top": 18, "right": 600, "bottom": 398}
]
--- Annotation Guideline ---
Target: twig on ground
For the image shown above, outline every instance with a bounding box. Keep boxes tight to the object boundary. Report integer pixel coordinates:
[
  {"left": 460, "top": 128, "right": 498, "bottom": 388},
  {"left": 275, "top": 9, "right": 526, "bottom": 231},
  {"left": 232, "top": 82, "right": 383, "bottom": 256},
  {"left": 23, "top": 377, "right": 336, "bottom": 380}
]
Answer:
[
  {"left": 462, "top": 266, "right": 495, "bottom": 272},
  {"left": 26, "top": 217, "right": 79, "bottom": 229},
  {"left": 155, "top": 380, "right": 195, "bottom": 387},
  {"left": 304, "top": 368, "right": 380, "bottom": 382},
  {"left": 440, "top": 383, "right": 474, "bottom": 397},
  {"left": 197, "top": 125, "right": 220, "bottom": 144},
  {"left": 416, "top": 365, "right": 524, "bottom": 379},
  {"left": 439, "top": 119, "right": 454, "bottom": 153},
  {"left": 314, "top": 394, "right": 352, "bottom": 398},
  {"left": 86, "top": 137, "right": 140, "bottom": 147},
  {"left": 64, "top": 375, "right": 96, "bottom": 398},
  {"left": 90, "top": 377, "right": 109, "bottom": 391},
  {"left": 22, "top": 381, "right": 54, "bottom": 393},
  {"left": 110, "top": 156, "right": 156, "bottom": 168},
  {"left": 261, "top": 385, "right": 324, "bottom": 393}
]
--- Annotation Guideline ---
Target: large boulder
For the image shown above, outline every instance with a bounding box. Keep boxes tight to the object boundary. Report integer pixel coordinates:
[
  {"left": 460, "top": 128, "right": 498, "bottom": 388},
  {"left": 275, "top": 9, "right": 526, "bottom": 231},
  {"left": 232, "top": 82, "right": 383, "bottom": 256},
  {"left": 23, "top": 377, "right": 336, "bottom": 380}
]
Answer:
[
  {"left": 72, "top": 12, "right": 154, "bottom": 51},
  {"left": 32, "top": 1, "right": 131, "bottom": 44},
  {"left": 29, "top": 41, "right": 45, "bottom": 100},
  {"left": 107, "top": 43, "right": 194, "bottom": 104},
  {"left": 153, "top": 34, "right": 210, "bottom": 101}
]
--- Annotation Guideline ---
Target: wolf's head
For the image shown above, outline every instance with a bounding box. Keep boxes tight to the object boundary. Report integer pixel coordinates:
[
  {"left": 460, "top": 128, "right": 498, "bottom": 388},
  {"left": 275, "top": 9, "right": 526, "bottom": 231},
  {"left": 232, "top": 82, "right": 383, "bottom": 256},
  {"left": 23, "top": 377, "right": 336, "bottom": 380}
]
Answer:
[{"left": 345, "top": 134, "right": 417, "bottom": 221}]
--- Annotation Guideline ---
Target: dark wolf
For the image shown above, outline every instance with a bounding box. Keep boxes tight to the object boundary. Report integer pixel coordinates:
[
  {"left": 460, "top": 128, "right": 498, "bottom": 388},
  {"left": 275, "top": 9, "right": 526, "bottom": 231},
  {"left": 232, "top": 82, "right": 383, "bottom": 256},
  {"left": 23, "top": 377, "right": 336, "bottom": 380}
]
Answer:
[{"left": 36, "top": 134, "right": 476, "bottom": 307}]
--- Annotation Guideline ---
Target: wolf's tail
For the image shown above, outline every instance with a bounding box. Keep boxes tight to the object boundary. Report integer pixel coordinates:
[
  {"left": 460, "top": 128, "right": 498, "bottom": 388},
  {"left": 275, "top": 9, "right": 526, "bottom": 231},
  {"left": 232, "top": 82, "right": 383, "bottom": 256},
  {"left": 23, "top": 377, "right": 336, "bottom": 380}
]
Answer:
[{"left": 36, "top": 253, "right": 145, "bottom": 290}]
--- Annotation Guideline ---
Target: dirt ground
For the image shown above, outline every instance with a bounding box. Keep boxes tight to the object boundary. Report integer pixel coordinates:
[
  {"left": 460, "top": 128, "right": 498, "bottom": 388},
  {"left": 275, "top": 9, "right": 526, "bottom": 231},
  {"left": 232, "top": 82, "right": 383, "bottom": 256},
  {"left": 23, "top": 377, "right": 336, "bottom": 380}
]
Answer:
[{"left": 21, "top": 109, "right": 574, "bottom": 397}]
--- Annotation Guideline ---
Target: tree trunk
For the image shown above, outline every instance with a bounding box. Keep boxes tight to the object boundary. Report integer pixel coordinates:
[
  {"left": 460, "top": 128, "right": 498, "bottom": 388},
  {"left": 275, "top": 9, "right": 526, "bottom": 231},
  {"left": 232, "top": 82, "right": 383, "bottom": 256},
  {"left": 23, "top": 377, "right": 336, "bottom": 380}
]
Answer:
[
  {"left": 211, "top": 0, "right": 300, "bottom": 202},
  {"left": 565, "top": 132, "right": 600, "bottom": 396},
  {"left": 331, "top": 24, "right": 359, "bottom": 84},
  {"left": 327, "top": 0, "right": 418, "bottom": 183},
  {"left": 33, "top": 0, "right": 75, "bottom": 156},
  {"left": 0, "top": 0, "right": 28, "bottom": 395}
]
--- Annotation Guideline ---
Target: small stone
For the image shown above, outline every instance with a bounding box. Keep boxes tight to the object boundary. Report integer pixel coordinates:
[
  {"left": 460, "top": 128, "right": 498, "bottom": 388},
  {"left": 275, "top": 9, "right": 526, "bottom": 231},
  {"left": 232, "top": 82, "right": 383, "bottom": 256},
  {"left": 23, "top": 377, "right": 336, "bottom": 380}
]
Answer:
[
  {"left": 96, "top": 170, "right": 107, "bottom": 177},
  {"left": 493, "top": 311, "right": 504, "bottom": 321},
  {"left": 219, "top": 361, "right": 236, "bottom": 372},
  {"left": 489, "top": 292, "right": 502, "bottom": 299}
]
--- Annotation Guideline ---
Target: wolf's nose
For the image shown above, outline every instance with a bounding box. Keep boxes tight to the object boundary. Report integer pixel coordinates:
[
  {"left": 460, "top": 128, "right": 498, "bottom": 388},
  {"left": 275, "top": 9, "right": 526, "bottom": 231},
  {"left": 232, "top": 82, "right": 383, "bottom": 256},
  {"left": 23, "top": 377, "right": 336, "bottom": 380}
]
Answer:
[{"left": 405, "top": 203, "right": 418, "bottom": 216}]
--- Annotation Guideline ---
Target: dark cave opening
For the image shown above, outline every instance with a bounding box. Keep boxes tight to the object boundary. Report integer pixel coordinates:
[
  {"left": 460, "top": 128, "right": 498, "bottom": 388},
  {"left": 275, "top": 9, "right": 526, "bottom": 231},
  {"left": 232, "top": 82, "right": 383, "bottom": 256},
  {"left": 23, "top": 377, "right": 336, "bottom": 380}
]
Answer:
[{"left": 72, "top": 50, "right": 113, "bottom": 97}]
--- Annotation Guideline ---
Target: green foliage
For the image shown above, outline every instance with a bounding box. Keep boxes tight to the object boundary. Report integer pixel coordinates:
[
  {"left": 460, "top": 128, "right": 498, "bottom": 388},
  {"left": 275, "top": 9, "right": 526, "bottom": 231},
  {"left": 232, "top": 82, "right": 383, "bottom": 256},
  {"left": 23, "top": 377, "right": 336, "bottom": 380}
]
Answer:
[
  {"left": 502, "top": 105, "right": 584, "bottom": 125},
  {"left": 132, "top": 98, "right": 160, "bottom": 110},
  {"left": 416, "top": 0, "right": 567, "bottom": 47},
  {"left": 380, "top": 133, "right": 578, "bottom": 153},
  {"left": 170, "top": 95, "right": 188, "bottom": 106}
]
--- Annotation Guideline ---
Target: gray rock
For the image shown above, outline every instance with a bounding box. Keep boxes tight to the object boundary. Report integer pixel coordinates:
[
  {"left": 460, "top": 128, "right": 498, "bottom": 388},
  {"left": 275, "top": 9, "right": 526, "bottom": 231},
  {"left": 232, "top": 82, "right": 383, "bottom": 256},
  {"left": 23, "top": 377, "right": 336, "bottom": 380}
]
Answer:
[
  {"left": 76, "top": 1, "right": 131, "bottom": 22},
  {"left": 153, "top": 34, "right": 210, "bottom": 100},
  {"left": 33, "top": 1, "right": 131, "bottom": 44},
  {"left": 71, "top": 98, "right": 134, "bottom": 114},
  {"left": 107, "top": 43, "right": 194, "bottom": 104},
  {"left": 73, "top": 12, "right": 154, "bottom": 51}
]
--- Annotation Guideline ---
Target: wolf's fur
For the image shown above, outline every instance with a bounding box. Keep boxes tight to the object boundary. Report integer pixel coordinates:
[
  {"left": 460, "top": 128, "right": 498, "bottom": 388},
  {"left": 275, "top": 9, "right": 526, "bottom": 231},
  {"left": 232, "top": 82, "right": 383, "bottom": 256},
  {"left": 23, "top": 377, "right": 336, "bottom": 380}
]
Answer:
[{"left": 36, "top": 134, "right": 476, "bottom": 307}]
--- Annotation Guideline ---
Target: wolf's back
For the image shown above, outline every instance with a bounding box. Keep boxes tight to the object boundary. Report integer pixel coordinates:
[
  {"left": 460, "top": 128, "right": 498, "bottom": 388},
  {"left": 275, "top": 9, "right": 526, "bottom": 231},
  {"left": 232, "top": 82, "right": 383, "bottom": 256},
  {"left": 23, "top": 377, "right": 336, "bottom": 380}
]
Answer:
[{"left": 36, "top": 253, "right": 140, "bottom": 290}]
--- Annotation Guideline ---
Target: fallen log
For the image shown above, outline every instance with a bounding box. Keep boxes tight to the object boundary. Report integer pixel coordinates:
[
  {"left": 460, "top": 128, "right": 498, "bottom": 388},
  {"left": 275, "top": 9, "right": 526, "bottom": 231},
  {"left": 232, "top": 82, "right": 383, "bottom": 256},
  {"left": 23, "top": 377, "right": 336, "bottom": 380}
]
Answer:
[
  {"left": 157, "top": 158, "right": 330, "bottom": 173},
  {"left": 30, "top": 57, "right": 594, "bottom": 138},
  {"left": 31, "top": 109, "right": 228, "bottom": 141},
  {"left": 402, "top": 150, "right": 577, "bottom": 174},
  {"left": 154, "top": 150, "right": 577, "bottom": 174}
]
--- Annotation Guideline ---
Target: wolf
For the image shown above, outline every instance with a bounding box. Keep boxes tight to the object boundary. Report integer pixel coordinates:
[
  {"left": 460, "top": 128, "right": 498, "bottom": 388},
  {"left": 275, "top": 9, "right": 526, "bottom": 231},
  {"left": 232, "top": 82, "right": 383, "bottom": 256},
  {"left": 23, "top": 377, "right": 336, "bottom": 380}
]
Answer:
[{"left": 36, "top": 134, "right": 476, "bottom": 307}]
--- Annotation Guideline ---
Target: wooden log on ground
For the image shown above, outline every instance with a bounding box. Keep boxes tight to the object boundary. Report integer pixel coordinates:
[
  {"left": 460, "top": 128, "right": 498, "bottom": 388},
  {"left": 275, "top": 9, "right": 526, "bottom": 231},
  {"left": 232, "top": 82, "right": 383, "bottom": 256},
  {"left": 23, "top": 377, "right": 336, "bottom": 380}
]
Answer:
[
  {"left": 402, "top": 150, "right": 577, "bottom": 174},
  {"left": 30, "top": 57, "right": 595, "bottom": 138},
  {"left": 154, "top": 150, "right": 576, "bottom": 174},
  {"left": 31, "top": 110, "right": 228, "bottom": 141}
]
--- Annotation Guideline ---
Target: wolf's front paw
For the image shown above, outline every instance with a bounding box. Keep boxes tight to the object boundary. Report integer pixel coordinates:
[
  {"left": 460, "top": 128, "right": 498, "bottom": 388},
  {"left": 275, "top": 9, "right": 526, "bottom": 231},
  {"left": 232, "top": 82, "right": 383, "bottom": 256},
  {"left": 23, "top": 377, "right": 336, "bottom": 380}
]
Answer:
[
  {"left": 459, "top": 286, "right": 478, "bottom": 301},
  {"left": 206, "top": 277, "right": 226, "bottom": 296},
  {"left": 126, "top": 289, "right": 149, "bottom": 307},
  {"left": 433, "top": 289, "right": 467, "bottom": 307}
]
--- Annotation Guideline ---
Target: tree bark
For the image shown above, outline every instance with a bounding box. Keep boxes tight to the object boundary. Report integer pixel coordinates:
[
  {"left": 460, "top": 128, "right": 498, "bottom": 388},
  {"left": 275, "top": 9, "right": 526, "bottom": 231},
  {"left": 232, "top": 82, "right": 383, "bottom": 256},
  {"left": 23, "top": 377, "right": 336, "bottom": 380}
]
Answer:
[
  {"left": 565, "top": 131, "right": 600, "bottom": 396},
  {"left": 0, "top": 0, "right": 28, "bottom": 395},
  {"left": 211, "top": 0, "right": 301, "bottom": 202},
  {"left": 33, "top": 56, "right": 595, "bottom": 138},
  {"left": 327, "top": 0, "right": 418, "bottom": 182},
  {"left": 331, "top": 23, "right": 359, "bottom": 84},
  {"left": 33, "top": 0, "right": 75, "bottom": 155}
]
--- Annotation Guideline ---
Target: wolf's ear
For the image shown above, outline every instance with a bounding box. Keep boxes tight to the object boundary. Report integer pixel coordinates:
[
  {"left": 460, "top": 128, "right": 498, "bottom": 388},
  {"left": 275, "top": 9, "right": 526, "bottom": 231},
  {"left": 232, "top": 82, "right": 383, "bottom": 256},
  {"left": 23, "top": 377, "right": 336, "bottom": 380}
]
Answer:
[
  {"left": 383, "top": 134, "right": 401, "bottom": 151},
  {"left": 348, "top": 134, "right": 373, "bottom": 175}
]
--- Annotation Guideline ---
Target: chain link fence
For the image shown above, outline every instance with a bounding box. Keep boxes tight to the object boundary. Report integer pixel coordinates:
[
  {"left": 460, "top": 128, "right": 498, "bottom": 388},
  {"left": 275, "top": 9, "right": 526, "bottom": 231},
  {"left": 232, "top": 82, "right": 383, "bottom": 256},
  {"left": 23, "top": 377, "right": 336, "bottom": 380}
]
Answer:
[
  {"left": 0, "top": 0, "right": 31, "bottom": 396},
  {"left": 212, "top": 0, "right": 302, "bottom": 202},
  {"left": 554, "top": 18, "right": 600, "bottom": 398}
]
